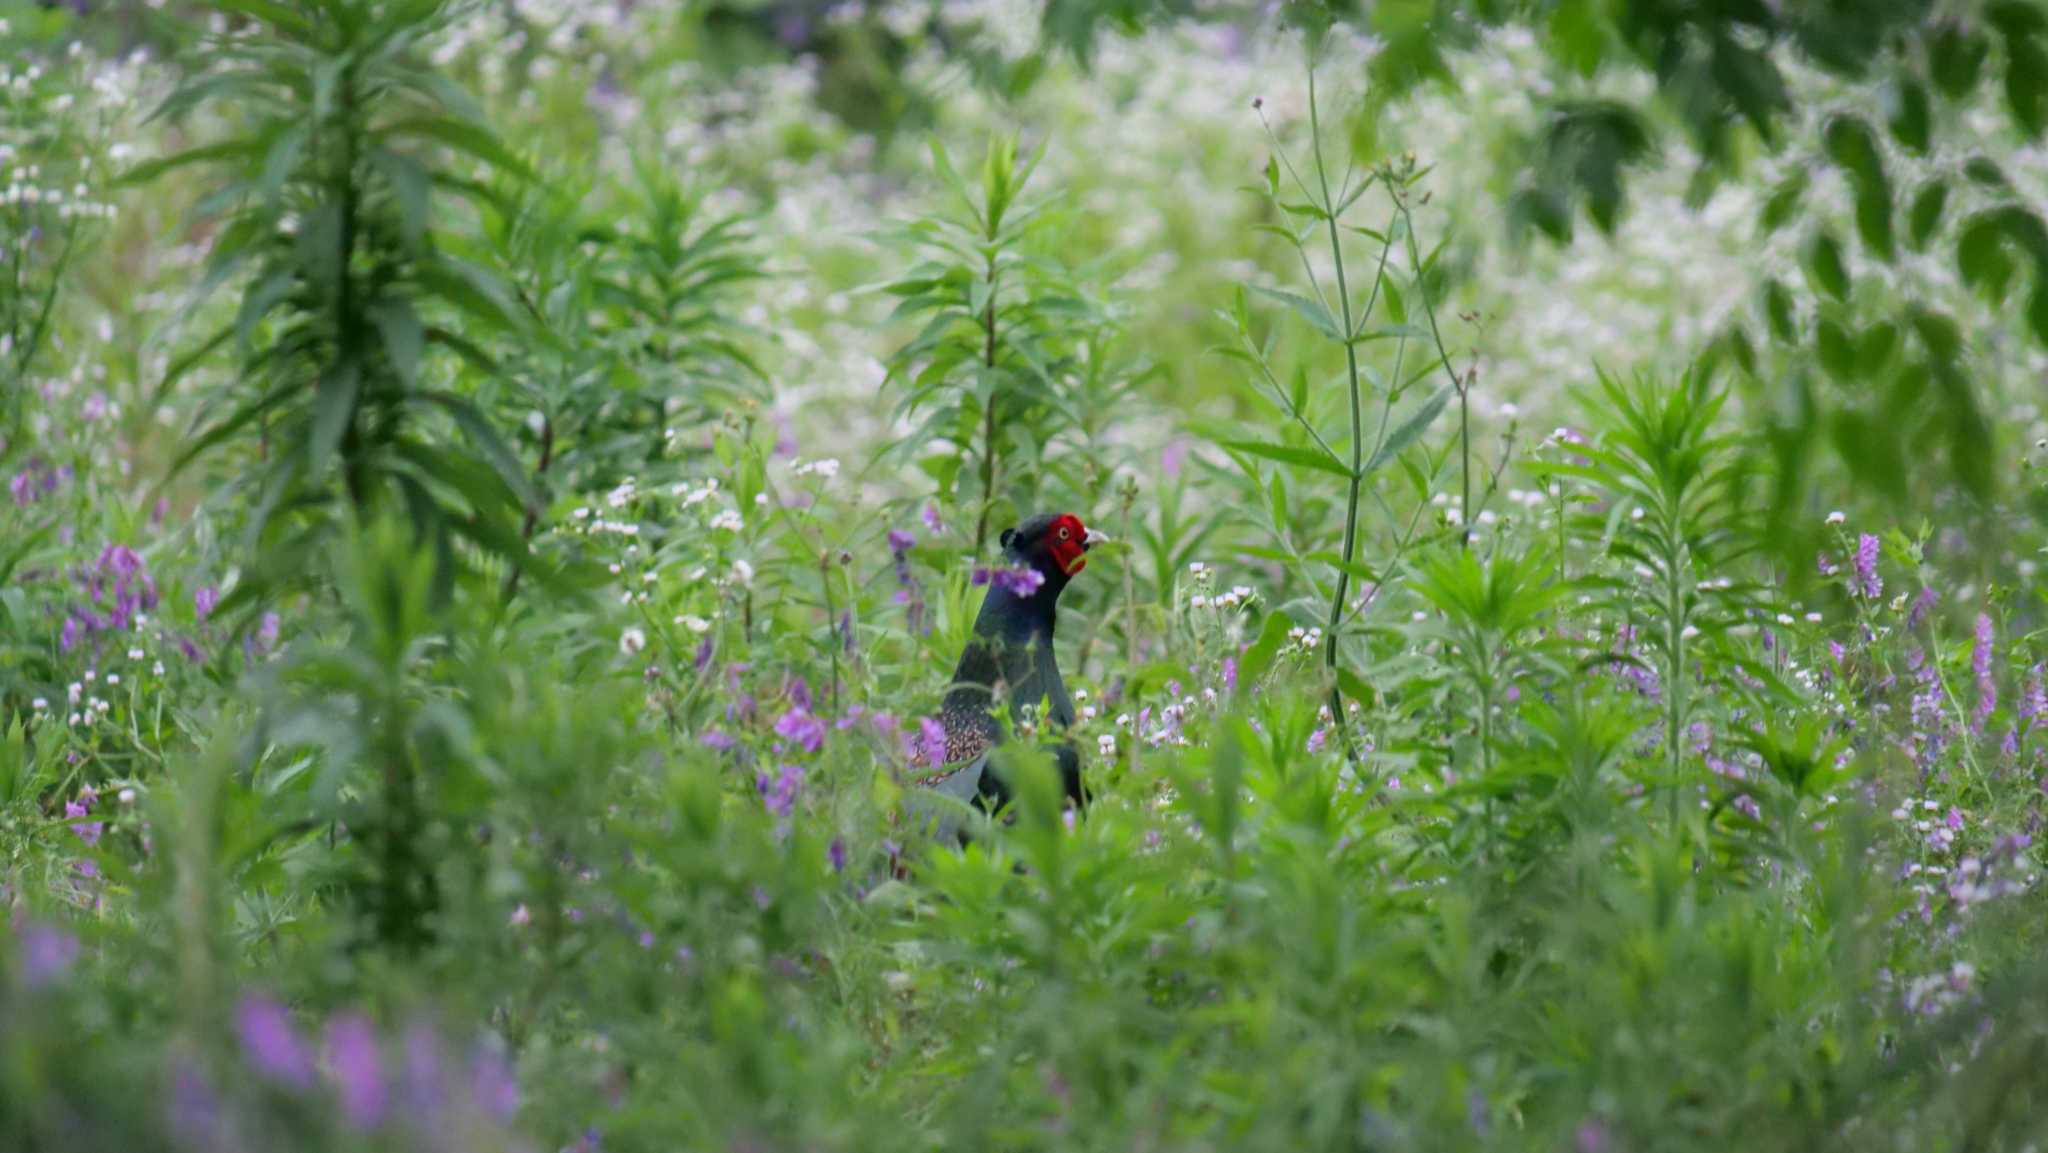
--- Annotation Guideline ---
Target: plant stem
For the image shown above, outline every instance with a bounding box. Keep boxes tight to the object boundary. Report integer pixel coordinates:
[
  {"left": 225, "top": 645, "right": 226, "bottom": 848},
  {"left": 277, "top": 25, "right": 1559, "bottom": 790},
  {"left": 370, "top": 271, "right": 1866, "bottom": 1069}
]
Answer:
[
  {"left": 502, "top": 411, "right": 554, "bottom": 602},
  {"left": 1307, "top": 67, "right": 1365, "bottom": 764},
  {"left": 1665, "top": 528, "right": 1686, "bottom": 828},
  {"left": 973, "top": 254, "right": 1000, "bottom": 556}
]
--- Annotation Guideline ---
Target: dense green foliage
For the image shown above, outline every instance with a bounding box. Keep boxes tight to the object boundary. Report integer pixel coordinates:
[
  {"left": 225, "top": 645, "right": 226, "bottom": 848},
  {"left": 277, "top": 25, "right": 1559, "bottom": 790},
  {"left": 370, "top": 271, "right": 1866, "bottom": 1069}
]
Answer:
[{"left": 5, "top": 2, "right": 2048, "bottom": 1151}]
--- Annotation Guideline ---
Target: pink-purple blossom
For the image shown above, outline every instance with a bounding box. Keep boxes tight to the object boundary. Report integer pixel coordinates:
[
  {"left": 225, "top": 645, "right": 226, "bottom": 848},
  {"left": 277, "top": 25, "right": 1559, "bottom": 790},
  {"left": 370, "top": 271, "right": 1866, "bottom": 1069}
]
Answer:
[
  {"left": 974, "top": 565, "right": 1045, "bottom": 597},
  {"left": 774, "top": 707, "right": 826, "bottom": 753},
  {"left": 324, "top": 1013, "right": 389, "bottom": 1129},
  {"left": 17, "top": 921, "right": 81, "bottom": 988},
  {"left": 237, "top": 995, "right": 317, "bottom": 1089},
  {"left": 1853, "top": 534, "right": 1882, "bottom": 600}
]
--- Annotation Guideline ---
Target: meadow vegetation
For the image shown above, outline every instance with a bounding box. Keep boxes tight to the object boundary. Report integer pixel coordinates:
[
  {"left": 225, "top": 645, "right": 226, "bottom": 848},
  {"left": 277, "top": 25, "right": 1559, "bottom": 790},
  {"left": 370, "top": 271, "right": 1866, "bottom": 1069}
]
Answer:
[{"left": 5, "top": 2, "right": 2048, "bottom": 1150}]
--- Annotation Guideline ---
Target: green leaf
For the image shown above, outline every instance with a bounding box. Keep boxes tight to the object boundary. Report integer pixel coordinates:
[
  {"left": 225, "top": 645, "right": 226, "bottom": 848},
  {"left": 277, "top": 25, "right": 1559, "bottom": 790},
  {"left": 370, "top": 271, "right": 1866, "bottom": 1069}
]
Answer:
[
  {"left": 1907, "top": 179, "right": 1949, "bottom": 250},
  {"left": 370, "top": 148, "right": 432, "bottom": 246},
  {"left": 1248, "top": 284, "right": 1343, "bottom": 342},
  {"left": 1763, "top": 279, "right": 1798, "bottom": 343},
  {"left": 1856, "top": 320, "right": 1900, "bottom": 376},
  {"left": 1237, "top": 611, "right": 1296, "bottom": 692},
  {"left": 1816, "top": 317, "right": 1857, "bottom": 382},
  {"left": 423, "top": 394, "right": 538, "bottom": 508},
  {"left": 116, "top": 138, "right": 266, "bottom": 186},
  {"left": 1964, "top": 156, "right": 2008, "bottom": 188},
  {"left": 1362, "top": 385, "right": 1452, "bottom": 476},
  {"left": 1759, "top": 168, "right": 1808, "bottom": 235},
  {"left": 385, "top": 115, "right": 534, "bottom": 181},
  {"left": 1887, "top": 77, "right": 1932, "bottom": 154},
  {"left": 1929, "top": 25, "right": 1989, "bottom": 97},
  {"left": 310, "top": 360, "right": 362, "bottom": 479},
  {"left": 1957, "top": 213, "right": 2016, "bottom": 300},
  {"left": 369, "top": 298, "right": 425, "bottom": 388},
  {"left": 1824, "top": 116, "right": 1892, "bottom": 261},
  {"left": 1805, "top": 229, "right": 1851, "bottom": 301},
  {"left": 1216, "top": 438, "right": 1352, "bottom": 478},
  {"left": 2008, "top": 37, "right": 2048, "bottom": 137}
]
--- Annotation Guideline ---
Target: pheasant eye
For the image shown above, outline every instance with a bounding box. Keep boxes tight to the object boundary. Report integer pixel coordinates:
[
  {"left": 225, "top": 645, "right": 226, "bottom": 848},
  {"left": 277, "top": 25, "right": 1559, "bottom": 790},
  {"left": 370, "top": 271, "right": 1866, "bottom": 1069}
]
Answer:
[{"left": 1058, "top": 527, "right": 1071, "bottom": 541}]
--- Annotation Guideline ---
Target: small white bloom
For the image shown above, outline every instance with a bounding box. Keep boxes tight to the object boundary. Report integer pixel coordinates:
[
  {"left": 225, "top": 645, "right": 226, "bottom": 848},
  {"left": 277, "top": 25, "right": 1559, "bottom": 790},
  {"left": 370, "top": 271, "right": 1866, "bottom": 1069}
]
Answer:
[
  {"left": 127, "top": 647, "right": 145, "bottom": 661},
  {"left": 1825, "top": 511, "right": 1846, "bottom": 526},
  {"left": 729, "top": 559, "right": 755, "bottom": 586},
  {"left": 710, "top": 509, "right": 744, "bottom": 533},
  {"left": 678, "top": 614, "right": 711, "bottom": 634},
  {"left": 106, "top": 674, "right": 120, "bottom": 685},
  {"left": 118, "top": 788, "right": 135, "bottom": 805},
  {"left": 620, "top": 627, "right": 647, "bottom": 656},
  {"left": 1098, "top": 734, "right": 1117, "bottom": 757},
  {"left": 30, "top": 697, "right": 47, "bottom": 711}
]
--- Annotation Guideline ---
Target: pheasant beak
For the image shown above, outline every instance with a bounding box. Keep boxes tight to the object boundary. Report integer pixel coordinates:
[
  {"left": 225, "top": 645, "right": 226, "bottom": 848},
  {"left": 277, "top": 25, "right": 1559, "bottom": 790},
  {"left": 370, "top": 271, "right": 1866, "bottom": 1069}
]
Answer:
[{"left": 1083, "top": 528, "right": 1109, "bottom": 550}]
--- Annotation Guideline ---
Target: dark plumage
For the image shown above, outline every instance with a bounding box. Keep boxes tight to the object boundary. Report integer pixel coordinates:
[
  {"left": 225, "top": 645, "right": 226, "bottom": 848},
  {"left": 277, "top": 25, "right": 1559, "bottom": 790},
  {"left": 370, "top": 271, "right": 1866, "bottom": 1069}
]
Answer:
[{"left": 909, "top": 512, "right": 1101, "bottom": 833}]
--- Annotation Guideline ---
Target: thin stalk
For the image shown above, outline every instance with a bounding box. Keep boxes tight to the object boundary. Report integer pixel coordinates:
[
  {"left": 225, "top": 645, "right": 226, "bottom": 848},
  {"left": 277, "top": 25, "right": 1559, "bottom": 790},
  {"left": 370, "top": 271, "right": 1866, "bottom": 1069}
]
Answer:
[
  {"left": 1397, "top": 200, "right": 1470, "bottom": 546},
  {"left": 1307, "top": 68, "right": 1367, "bottom": 763},
  {"left": 973, "top": 252, "right": 1000, "bottom": 556},
  {"left": 1664, "top": 528, "right": 1686, "bottom": 828},
  {"left": 502, "top": 411, "right": 554, "bottom": 602}
]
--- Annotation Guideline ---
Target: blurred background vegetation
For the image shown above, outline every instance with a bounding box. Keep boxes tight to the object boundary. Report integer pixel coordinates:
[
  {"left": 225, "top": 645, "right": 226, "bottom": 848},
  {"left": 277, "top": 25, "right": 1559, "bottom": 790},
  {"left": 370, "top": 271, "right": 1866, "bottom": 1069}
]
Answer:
[{"left": 4, "top": 1, "right": 2048, "bottom": 1150}]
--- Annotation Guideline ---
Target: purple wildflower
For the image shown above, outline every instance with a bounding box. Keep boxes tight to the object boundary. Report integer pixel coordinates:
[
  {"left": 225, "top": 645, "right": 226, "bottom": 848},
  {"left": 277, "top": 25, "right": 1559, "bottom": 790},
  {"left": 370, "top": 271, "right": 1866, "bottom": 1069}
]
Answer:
[
  {"left": 918, "top": 717, "right": 947, "bottom": 768},
  {"left": 469, "top": 1039, "right": 520, "bottom": 1121},
  {"left": 18, "top": 921, "right": 81, "bottom": 988},
  {"left": 774, "top": 708, "right": 826, "bottom": 754},
  {"left": 1161, "top": 436, "right": 1191, "bottom": 478},
  {"left": 1972, "top": 613, "right": 1998, "bottom": 733},
  {"left": 65, "top": 795, "right": 103, "bottom": 848},
  {"left": 921, "top": 504, "right": 945, "bottom": 534},
  {"left": 1221, "top": 655, "right": 1239, "bottom": 694},
  {"left": 1816, "top": 551, "right": 1838, "bottom": 577},
  {"left": 401, "top": 1022, "right": 446, "bottom": 1117},
  {"left": 324, "top": 1013, "right": 389, "bottom": 1129},
  {"left": 2020, "top": 665, "right": 2046, "bottom": 736},
  {"left": 757, "top": 764, "right": 804, "bottom": 818},
  {"left": 887, "top": 529, "right": 916, "bottom": 554},
  {"left": 1853, "top": 534, "right": 1882, "bottom": 600},
  {"left": 700, "top": 730, "right": 735, "bottom": 751},
  {"left": 246, "top": 611, "right": 282, "bottom": 658},
  {"left": 974, "top": 566, "right": 1045, "bottom": 597},
  {"left": 1306, "top": 727, "right": 1327, "bottom": 754},
  {"left": 237, "top": 995, "right": 317, "bottom": 1089},
  {"left": 166, "top": 1060, "right": 223, "bottom": 1148},
  {"left": 1908, "top": 585, "right": 1939, "bottom": 630},
  {"left": 828, "top": 837, "right": 847, "bottom": 873}
]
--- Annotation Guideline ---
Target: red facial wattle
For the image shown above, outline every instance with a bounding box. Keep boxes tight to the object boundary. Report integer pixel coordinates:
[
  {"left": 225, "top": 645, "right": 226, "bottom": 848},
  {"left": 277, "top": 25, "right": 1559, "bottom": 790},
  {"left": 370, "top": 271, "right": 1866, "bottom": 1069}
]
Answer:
[{"left": 1049, "top": 515, "right": 1089, "bottom": 576}]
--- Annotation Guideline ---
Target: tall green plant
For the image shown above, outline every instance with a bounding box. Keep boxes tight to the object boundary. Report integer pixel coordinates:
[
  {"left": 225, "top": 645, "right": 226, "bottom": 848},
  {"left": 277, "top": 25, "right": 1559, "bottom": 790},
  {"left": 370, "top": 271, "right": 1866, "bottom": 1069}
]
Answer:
[
  {"left": 131, "top": 0, "right": 536, "bottom": 600},
  {"left": 881, "top": 135, "right": 1101, "bottom": 555},
  {"left": 1217, "top": 63, "right": 1458, "bottom": 758},
  {"left": 1534, "top": 370, "right": 1762, "bottom": 825}
]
